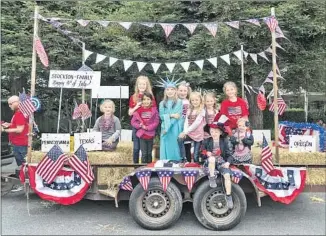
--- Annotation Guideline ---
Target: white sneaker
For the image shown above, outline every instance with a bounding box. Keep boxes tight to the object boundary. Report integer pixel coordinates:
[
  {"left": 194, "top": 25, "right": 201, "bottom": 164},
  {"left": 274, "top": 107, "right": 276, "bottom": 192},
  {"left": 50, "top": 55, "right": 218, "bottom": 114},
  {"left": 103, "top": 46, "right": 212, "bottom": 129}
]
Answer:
[{"left": 11, "top": 185, "right": 24, "bottom": 192}]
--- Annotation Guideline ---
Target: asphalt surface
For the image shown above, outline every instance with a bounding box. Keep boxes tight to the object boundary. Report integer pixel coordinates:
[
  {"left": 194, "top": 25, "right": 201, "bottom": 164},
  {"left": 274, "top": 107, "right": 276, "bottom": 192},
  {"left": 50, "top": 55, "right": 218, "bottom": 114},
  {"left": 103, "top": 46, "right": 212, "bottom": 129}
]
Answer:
[{"left": 1, "top": 184, "right": 325, "bottom": 235}]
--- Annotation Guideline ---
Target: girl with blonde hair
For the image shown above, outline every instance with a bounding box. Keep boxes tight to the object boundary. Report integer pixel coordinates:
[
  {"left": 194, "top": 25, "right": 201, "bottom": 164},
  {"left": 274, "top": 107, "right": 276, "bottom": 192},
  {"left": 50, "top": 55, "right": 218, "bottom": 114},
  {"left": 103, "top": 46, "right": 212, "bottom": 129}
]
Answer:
[
  {"left": 203, "top": 92, "right": 219, "bottom": 139},
  {"left": 93, "top": 100, "right": 121, "bottom": 151},
  {"left": 179, "top": 92, "right": 206, "bottom": 162},
  {"left": 128, "top": 75, "right": 156, "bottom": 163}
]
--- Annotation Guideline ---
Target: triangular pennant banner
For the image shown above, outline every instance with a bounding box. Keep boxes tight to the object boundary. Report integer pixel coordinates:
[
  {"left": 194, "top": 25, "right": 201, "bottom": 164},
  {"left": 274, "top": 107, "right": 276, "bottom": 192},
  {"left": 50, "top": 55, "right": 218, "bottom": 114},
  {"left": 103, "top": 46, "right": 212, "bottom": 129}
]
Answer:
[
  {"left": 244, "top": 84, "right": 251, "bottom": 94},
  {"left": 264, "top": 77, "right": 274, "bottom": 84},
  {"left": 233, "top": 50, "right": 242, "bottom": 62},
  {"left": 258, "top": 52, "right": 269, "bottom": 62},
  {"left": 267, "top": 70, "right": 274, "bottom": 78},
  {"left": 264, "top": 16, "right": 278, "bottom": 32},
  {"left": 109, "top": 57, "right": 118, "bottom": 67},
  {"left": 180, "top": 62, "right": 190, "bottom": 72},
  {"left": 119, "top": 22, "right": 132, "bottom": 30},
  {"left": 220, "top": 54, "right": 230, "bottom": 65},
  {"left": 249, "top": 53, "right": 258, "bottom": 64},
  {"left": 157, "top": 170, "right": 173, "bottom": 192},
  {"left": 136, "top": 62, "right": 147, "bottom": 72},
  {"left": 78, "top": 64, "right": 93, "bottom": 71},
  {"left": 151, "top": 63, "right": 161, "bottom": 73},
  {"left": 202, "top": 23, "right": 218, "bottom": 37},
  {"left": 245, "top": 18, "right": 261, "bottom": 27},
  {"left": 136, "top": 171, "right": 152, "bottom": 191},
  {"left": 97, "top": 20, "right": 110, "bottom": 27},
  {"left": 207, "top": 57, "right": 217, "bottom": 68},
  {"left": 140, "top": 22, "right": 155, "bottom": 28},
  {"left": 182, "top": 170, "right": 198, "bottom": 192},
  {"left": 265, "top": 47, "right": 273, "bottom": 54},
  {"left": 275, "top": 42, "right": 285, "bottom": 51},
  {"left": 165, "top": 63, "right": 176, "bottom": 73},
  {"left": 77, "top": 19, "right": 90, "bottom": 27},
  {"left": 259, "top": 85, "right": 266, "bottom": 94},
  {"left": 84, "top": 49, "right": 93, "bottom": 60},
  {"left": 194, "top": 60, "right": 204, "bottom": 70},
  {"left": 123, "top": 60, "right": 134, "bottom": 71},
  {"left": 243, "top": 51, "right": 248, "bottom": 59},
  {"left": 95, "top": 54, "right": 106, "bottom": 64},
  {"left": 225, "top": 21, "right": 240, "bottom": 29},
  {"left": 183, "top": 23, "right": 198, "bottom": 34},
  {"left": 160, "top": 23, "right": 176, "bottom": 38}
]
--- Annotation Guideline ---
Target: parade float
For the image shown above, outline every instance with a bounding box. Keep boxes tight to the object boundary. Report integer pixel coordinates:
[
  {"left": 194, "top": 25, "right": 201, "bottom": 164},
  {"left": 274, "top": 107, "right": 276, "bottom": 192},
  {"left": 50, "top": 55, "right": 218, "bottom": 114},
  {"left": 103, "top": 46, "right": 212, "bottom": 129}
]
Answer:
[{"left": 2, "top": 4, "right": 325, "bottom": 231}]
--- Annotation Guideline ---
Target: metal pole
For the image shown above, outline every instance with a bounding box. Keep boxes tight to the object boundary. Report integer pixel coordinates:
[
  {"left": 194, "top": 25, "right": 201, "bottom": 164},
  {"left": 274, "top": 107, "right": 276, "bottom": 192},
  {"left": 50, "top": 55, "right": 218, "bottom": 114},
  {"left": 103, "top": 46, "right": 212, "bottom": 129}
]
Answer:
[
  {"left": 304, "top": 90, "right": 308, "bottom": 122},
  {"left": 56, "top": 88, "right": 63, "bottom": 133},
  {"left": 241, "top": 44, "right": 245, "bottom": 98},
  {"left": 27, "top": 4, "right": 39, "bottom": 164},
  {"left": 81, "top": 42, "right": 86, "bottom": 132},
  {"left": 271, "top": 7, "right": 280, "bottom": 163}
]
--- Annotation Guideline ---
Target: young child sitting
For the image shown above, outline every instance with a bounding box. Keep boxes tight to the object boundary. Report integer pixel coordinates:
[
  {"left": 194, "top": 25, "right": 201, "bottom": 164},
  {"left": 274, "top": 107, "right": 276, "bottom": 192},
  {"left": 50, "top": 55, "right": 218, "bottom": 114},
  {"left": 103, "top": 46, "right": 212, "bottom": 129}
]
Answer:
[
  {"left": 230, "top": 118, "right": 254, "bottom": 164},
  {"left": 93, "top": 100, "right": 121, "bottom": 151},
  {"left": 200, "top": 115, "right": 234, "bottom": 209},
  {"left": 131, "top": 92, "right": 159, "bottom": 163}
]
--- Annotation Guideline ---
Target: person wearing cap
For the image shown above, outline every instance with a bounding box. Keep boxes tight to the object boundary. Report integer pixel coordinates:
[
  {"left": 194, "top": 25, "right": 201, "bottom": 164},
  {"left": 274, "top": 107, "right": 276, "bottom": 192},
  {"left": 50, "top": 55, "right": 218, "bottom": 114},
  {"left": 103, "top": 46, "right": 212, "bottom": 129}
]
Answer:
[
  {"left": 1, "top": 95, "right": 29, "bottom": 192},
  {"left": 200, "top": 114, "right": 234, "bottom": 209}
]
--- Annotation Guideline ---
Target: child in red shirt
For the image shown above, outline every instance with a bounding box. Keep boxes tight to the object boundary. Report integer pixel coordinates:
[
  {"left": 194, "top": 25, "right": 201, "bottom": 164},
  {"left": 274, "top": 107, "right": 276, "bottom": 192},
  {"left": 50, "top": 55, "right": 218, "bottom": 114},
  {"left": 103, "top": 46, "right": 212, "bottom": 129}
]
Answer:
[
  {"left": 128, "top": 76, "right": 156, "bottom": 163},
  {"left": 217, "top": 81, "right": 249, "bottom": 130},
  {"left": 131, "top": 92, "right": 159, "bottom": 163}
]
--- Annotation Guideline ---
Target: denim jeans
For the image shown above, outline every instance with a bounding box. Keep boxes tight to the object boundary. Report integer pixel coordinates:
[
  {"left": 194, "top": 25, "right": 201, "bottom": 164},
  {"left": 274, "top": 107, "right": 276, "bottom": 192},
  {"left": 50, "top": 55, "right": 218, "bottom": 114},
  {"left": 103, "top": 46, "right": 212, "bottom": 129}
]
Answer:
[
  {"left": 132, "top": 127, "right": 140, "bottom": 164},
  {"left": 178, "top": 139, "right": 192, "bottom": 162},
  {"left": 140, "top": 138, "right": 154, "bottom": 163},
  {"left": 12, "top": 145, "right": 27, "bottom": 166},
  {"left": 192, "top": 140, "right": 202, "bottom": 163},
  {"left": 179, "top": 137, "right": 202, "bottom": 162}
]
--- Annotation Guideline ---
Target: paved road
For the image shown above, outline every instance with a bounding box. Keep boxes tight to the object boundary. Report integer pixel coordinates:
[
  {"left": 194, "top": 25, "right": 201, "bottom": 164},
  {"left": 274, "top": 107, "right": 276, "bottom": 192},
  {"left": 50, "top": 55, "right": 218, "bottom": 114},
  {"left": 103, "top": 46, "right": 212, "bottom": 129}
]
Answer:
[{"left": 1, "top": 185, "right": 325, "bottom": 235}]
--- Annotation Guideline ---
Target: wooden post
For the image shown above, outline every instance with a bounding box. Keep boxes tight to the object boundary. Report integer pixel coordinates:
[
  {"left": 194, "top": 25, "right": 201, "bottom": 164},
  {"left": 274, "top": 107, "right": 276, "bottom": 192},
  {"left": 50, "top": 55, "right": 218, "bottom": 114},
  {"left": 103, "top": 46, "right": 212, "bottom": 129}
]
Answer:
[
  {"left": 240, "top": 44, "right": 245, "bottom": 98},
  {"left": 27, "top": 5, "right": 39, "bottom": 163},
  {"left": 81, "top": 42, "right": 86, "bottom": 132},
  {"left": 56, "top": 88, "right": 63, "bottom": 133},
  {"left": 271, "top": 7, "right": 280, "bottom": 163}
]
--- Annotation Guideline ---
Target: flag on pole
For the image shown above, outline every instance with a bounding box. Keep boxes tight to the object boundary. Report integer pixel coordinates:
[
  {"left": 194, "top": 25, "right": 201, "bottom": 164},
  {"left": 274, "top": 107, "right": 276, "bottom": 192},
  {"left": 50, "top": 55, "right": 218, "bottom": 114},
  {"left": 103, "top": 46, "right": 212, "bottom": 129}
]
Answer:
[
  {"left": 157, "top": 170, "right": 173, "bottom": 192},
  {"left": 34, "top": 36, "right": 49, "bottom": 67},
  {"left": 264, "top": 16, "right": 278, "bottom": 32},
  {"left": 136, "top": 170, "right": 152, "bottom": 191},
  {"left": 119, "top": 176, "right": 133, "bottom": 191},
  {"left": 68, "top": 145, "right": 94, "bottom": 184},
  {"left": 269, "top": 97, "right": 287, "bottom": 115},
  {"left": 72, "top": 100, "right": 82, "bottom": 120},
  {"left": 261, "top": 135, "right": 275, "bottom": 174},
  {"left": 78, "top": 103, "right": 92, "bottom": 120},
  {"left": 181, "top": 170, "right": 198, "bottom": 192},
  {"left": 18, "top": 90, "right": 37, "bottom": 118},
  {"left": 36, "top": 145, "right": 68, "bottom": 184}
]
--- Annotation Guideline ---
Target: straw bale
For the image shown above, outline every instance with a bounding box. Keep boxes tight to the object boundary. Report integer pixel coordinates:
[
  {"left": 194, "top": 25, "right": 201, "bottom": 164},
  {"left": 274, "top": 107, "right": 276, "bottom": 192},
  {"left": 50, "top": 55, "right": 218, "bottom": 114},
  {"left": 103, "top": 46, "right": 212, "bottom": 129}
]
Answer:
[{"left": 306, "top": 168, "right": 326, "bottom": 185}]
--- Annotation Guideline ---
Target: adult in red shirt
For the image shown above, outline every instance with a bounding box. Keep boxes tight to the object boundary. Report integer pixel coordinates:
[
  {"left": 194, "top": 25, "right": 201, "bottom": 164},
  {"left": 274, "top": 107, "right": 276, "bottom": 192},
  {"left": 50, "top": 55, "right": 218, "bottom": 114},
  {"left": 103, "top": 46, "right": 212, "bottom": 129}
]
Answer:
[
  {"left": 1, "top": 95, "right": 29, "bottom": 168},
  {"left": 216, "top": 81, "right": 249, "bottom": 130}
]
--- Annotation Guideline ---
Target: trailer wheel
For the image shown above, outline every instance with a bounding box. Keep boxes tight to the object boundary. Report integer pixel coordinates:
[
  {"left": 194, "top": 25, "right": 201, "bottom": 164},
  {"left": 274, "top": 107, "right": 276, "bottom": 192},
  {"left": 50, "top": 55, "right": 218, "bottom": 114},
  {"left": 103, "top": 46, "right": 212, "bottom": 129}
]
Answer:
[
  {"left": 193, "top": 179, "right": 247, "bottom": 230},
  {"left": 129, "top": 177, "right": 182, "bottom": 230}
]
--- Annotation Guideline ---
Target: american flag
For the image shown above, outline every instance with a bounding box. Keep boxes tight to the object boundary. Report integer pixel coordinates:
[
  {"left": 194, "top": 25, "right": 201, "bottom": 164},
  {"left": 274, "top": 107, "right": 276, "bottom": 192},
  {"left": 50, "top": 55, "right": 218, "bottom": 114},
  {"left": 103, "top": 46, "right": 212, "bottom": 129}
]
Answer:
[
  {"left": 136, "top": 170, "right": 152, "bottom": 191},
  {"left": 18, "top": 91, "right": 36, "bottom": 118},
  {"left": 78, "top": 103, "right": 92, "bottom": 120},
  {"left": 269, "top": 97, "right": 287, "bottom": 115},
  {"left": 68, "top": 145, "right": 94, "bottom": 184},
  {"left": 36, "top": 145, "right": 68, "bottom": 184},
  {"left": 157, "top": 170, "right": 174, "bottom": 192},
  {"left": 228, "top": 106, "right": 242, "bottom": 116},
  {"left": 72, "top": 100, "right": 82, "bottom": 120},
  {"left": 261, "top": 135, "right": 274, "bottom": 174},
  {"left": 181, "top": 170, "right": 198, "bottom": 192},
  {"left": 119, "top": 176, "right": 133, "bottom": 191},
  {"left": 35, "top": 36, "right": 49, "bottom": 67},
  {"left": 264, "top": 16, "right": 278, "bottom": 33}
]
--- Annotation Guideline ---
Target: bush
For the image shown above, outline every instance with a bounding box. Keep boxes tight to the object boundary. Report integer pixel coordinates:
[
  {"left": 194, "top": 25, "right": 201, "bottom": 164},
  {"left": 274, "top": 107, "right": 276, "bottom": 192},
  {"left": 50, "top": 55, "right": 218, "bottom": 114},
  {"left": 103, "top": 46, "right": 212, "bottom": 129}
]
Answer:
[
  {"left": 308, "top": 110, "right": 326, "bottom": 123},
  {"left": 263, "top": 109, "right": 306, "bottom": 129}
]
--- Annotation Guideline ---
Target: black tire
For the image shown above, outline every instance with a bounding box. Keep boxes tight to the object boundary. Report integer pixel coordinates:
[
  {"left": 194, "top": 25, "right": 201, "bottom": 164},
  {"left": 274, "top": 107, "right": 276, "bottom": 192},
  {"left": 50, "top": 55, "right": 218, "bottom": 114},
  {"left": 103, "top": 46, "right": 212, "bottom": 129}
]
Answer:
[
  {"left": 193, "top": 178, "right": 247, "bottom": 231},
  {"left": 129, "top": 177, "right": 183, "bottom": 230}
]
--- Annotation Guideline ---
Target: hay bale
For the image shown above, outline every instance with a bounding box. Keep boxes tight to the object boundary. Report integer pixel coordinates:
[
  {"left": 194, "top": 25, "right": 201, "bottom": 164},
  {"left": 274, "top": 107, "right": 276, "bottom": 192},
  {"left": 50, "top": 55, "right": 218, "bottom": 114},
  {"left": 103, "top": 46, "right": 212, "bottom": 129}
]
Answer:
[
  {"left": 306, "top": 168, "right": 326, "bottom": 185},
  {"left": 252, "top": 146, "right": 326, "bottom": 165},
  {"left": 97, "top": 167, "right": 134, "bottom": 186}
]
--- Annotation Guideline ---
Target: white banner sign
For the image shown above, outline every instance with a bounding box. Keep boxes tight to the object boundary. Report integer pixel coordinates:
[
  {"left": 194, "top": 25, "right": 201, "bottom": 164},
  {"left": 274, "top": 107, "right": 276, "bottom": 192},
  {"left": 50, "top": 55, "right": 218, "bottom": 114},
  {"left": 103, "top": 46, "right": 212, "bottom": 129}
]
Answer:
[
  {"left": 289, "top": 135, "right": 317, "bottom": 153},
  {"left": 49, "top": 70, "right": 101, "bottom": 89},
  {"left": 92, "top": 86, "right": 129, "bottom": 99},
  {"left": 41, "top": 133, "right": 70, "bottom": 152},
  {"left": 74, "top": 132, "right": 102, "bottom": 151}
]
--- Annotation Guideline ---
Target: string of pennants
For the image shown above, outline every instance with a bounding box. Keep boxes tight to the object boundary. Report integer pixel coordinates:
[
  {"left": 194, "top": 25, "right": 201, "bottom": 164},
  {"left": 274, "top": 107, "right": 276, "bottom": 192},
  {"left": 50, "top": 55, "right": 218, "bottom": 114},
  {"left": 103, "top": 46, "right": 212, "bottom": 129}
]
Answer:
[
  {"left": 82, "top": 42, "right": 284, "bottom": 74},
  {"left": 41, "top": 15, "right": 287, "bottom": 39},
  {"left": 119, "top": 169, "right": 243, "bottom": 192}
]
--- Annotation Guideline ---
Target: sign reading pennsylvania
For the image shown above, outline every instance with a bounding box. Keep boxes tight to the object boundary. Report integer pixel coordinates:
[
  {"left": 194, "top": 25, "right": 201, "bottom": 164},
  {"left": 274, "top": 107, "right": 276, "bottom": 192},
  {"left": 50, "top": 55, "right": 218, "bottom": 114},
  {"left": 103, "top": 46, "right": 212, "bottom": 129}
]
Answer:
[
  {"left": 49, "top": 70, "right": 101, "bottom": 89},
  {"left": 41, "top": 133, "right": 70, "bottom": 152}
]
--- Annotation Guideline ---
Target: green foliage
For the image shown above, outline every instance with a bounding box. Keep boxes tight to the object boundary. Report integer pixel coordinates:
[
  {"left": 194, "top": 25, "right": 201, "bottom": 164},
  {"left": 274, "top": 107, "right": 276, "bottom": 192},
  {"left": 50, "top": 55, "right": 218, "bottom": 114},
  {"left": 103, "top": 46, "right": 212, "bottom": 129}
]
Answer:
[
  {"left": 1, "top": 1, "right": 325, "bottom": 133},
  {"left": 263, "top": 109, "right": 306, "bottom": 129}
]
